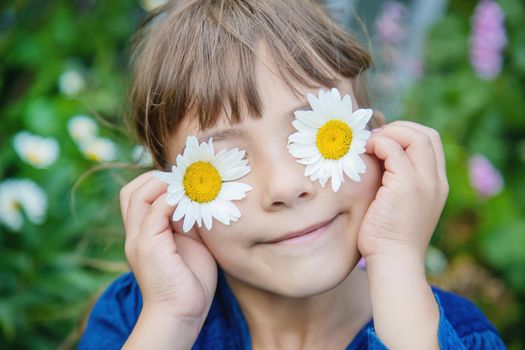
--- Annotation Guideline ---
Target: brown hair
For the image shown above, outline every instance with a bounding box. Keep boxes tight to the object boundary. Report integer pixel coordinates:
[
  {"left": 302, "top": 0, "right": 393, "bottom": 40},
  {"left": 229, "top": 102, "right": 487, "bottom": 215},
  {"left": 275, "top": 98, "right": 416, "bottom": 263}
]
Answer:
[{"left": 127, "top": 0, "right": 374, "bottom": 169}]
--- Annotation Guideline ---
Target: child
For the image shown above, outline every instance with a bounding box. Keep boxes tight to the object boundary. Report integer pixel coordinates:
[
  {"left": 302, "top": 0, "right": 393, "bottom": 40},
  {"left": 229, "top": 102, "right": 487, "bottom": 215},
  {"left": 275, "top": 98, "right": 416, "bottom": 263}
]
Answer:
[{"left": 78, "top": 0, "right": 506, "bottom": 349}]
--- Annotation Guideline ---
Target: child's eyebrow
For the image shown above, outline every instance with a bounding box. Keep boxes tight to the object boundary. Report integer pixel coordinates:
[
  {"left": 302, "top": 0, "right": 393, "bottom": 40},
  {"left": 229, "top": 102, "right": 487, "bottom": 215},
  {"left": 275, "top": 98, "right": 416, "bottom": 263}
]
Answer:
[
  {"left": 197, "top": 128, "right": 247, "bottom": 144},
  {"left": 197, "top": 101, "right": 311, "bottom": 144},
  {"left": 287, "top": 101, "right": 311, "bottom": 117}
]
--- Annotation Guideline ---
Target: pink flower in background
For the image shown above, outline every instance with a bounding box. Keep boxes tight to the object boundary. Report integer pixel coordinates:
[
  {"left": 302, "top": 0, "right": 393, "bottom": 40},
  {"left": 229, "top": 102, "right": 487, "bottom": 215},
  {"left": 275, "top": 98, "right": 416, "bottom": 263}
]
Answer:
[
  {"left": 375, "top": 1, "right": 408, "bottom": 45},
  {"left": 469, "top": 0, "right": 507, "bottom": 80},
  {"left": 468, "top": 154, "right": 504, "bottom": 197}
]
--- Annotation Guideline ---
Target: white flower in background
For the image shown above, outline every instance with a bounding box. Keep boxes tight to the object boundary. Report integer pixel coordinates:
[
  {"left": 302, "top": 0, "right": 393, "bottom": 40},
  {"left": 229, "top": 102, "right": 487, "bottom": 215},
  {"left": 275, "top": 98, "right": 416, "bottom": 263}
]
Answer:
[
  {"left": 67, "top": 115, "right": 99, "bottom": 143},
  {"left": 132, "top": 145, "right": 153, "bottom": 166},
  {"left": 0, "top": 179, "right": 48, "bottom": 231},
  {"left": 58, "top": 69, "right": 85, "bottom": 96},
  {"left": 141, "top": 0, "right": 169, "bottom": 11},
  {"left": 13, "top": 131, "right": 60, "bottom": 169},
  {"left": 154, "top": 136, "right": 252, "bottom": 233},
  {"left": 287, "top": 88, "right": 373, "bottom": 192},
  {"left": 79, "top": 137, "right": 117, "bottom": 162}
]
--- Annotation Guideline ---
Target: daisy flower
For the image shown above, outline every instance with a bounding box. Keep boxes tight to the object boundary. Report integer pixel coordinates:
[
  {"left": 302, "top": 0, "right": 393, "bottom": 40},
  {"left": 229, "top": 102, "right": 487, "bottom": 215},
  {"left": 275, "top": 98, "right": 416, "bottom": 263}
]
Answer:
[
  {"left": 67, "top": 115, "right": 99, "bottom": 143},
  {"left": 131, "top": 145, "right": 153, "bottom": 167},
  {"left": 153, "top": 136, "right": 252, "bottom": 233},
  {"left": 58, "top": 69, "right": 85, "bottom": 97},
  {"left": 0, "top": 179, "right": 48, "bottom": 232},
  {"left": 287, "top": 88, "right": 373, "bottom": 192},
  {"left": 13, "top": 131, "right": 60, "bottom": 169},
  {"left": 79, "top": 137, "right": 117, "bottom": 162}
]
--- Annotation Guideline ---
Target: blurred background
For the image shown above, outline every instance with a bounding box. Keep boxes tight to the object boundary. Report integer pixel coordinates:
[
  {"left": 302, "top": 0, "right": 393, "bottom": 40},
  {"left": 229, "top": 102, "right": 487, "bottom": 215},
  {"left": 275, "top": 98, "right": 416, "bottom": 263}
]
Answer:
[{"left": 0, "top": 0, "right": 524, "bottom": 348}]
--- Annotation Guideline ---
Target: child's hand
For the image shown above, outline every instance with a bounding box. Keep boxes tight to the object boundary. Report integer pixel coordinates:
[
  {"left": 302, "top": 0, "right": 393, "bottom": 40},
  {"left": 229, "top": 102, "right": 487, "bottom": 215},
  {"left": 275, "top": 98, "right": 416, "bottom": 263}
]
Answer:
[
  {"left": 119, "top": 171, "right": 218, "bottom": 328},
  {"left": 357, "top": 121, "right": 449, "bottom": 262}
]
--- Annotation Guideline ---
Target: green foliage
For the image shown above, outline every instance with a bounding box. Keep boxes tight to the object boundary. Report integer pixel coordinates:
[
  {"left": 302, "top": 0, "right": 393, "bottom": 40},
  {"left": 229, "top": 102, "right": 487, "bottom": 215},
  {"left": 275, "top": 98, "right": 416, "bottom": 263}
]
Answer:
[
  {"left": 0, "top": 1, "right": 144, "bottom": 348},
  {"left": 403, "top": 0, "right": 525, "bottom": 348}
]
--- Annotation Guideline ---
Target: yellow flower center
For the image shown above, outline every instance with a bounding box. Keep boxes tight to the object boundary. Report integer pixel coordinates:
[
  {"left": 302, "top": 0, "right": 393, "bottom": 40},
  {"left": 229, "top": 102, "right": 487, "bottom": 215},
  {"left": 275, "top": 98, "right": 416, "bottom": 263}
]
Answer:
[
  {"left": 183, "top": 161, "right": 222, "bottom": 203},
  {"left": 10, "top": 200, "right": 21, "bottom": 211},
  {"left": 26, "top": 151, "right": 43, "bottom": 164},
  {"left": 86, "top": 152, "right": 101, "bottom": 162},
  {"left": 316, "top": 120, "right": 353, "bottom": 160}
]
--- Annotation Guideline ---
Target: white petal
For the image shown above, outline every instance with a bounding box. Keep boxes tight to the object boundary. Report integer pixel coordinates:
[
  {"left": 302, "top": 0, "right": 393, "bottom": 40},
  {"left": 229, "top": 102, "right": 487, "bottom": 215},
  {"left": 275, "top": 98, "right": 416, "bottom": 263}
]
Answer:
[
  {"left": 201, "top": 203, "right": 213, "bottom": 230},
  {"left": 351, "top": 139, "right": 367, "bottom": 154},
  {"left": 153, "top": 171, "right": 176, "bottom": 184},
  {"left": 350, "top": 109, "right": 373, "bottom": 129},
  {"left": 202, "top": 138, "right": 215, "bottom": 158},
  {"left": 213, "top": 148, "right": 246, "bottom": 172},
  {"left": 167, "top": 183, "right": 183, "bottom": 193},
  {"left": 304, "top": 160, "right": 323, "bottom": 177},
  {"left": 292, "top": 119, "right": 313, "bottom": 133},
  {"left": 288, "top": 131, "right": 316, "bottom": 145},
  {"left": 342, "top": 94, "right": 353, "bottom": 113},
  {"left": 343, "top": 155, "right": 362, "bottom": 182},
  {"left": 167, "top": 189, "right": 185, "bottom": 205},
  {"left": 330, "top": 161, "right": 344, "bottom": 192},
  {"left": 331, "top": 174, "right": 341, "bottom": 192},
  {"left": 288, "top": 144, "right": 319, "bottom": 159},
  {"left": 307, "top": 93, "right": 321, "bottom": 113},
  {"left": 297, "top": 154, "right": 322, "bottom": 165},
  {"left": 218, "top": 182, "right": 252, "bottom": 200},
  {"left": 172, "top": 196, "right": 191, "bottom": 221},
  {"left": 182, "top": 203, "right": 197, "bottom": 233},
  {"left": 355, "top": 129, "right": 372, "bottom": 143},
  {"left": 293, "top": 110, "right": 324, "bottom": 128},
  {"left": 220, "top": 166, "right": 251, "bottom": 181},
  {"left": 176, "top": 154, "right": 187, "bottom": 171},
  {"left": 209, "top": 200, "right": 231, "bottom": 225},
  {"left": 186, "top": 136, "right": 200, "bottom": 151},
  {"left": 330, "top": 88, "right": 341, "bottom": 101},
  {"left": 319, "top": 175, "right": 329, "bottom": 188},
  {"left": 351, "top": 152, "right": 367, "bottom": 172},
  {"left": 222, "top": 200, "right": 241, "bottom": 219}
]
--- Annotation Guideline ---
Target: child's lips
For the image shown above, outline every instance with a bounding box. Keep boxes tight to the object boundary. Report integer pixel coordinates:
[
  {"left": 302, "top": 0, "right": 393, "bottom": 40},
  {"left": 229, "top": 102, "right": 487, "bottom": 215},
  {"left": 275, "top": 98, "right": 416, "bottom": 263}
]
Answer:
[{"left": 262, "top": 214, "right": 340, "bottom": 245}]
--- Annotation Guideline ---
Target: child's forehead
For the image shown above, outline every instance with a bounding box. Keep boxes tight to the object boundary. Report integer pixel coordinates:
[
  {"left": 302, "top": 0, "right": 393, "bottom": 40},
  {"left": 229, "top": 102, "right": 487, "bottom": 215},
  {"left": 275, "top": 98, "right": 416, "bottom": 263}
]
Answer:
[{"left": 167, "top": 79, "right": 357, "bottom": 159}]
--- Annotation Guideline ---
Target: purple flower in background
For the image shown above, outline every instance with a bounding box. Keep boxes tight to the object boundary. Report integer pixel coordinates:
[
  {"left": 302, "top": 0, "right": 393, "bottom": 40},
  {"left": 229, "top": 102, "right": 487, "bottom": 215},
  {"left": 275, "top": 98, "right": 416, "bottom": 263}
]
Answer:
[
  {"left": 468, "top": 154, "right": 504, "bottom": 197},
  {"left": 357, "top": 257, "right": 366, "bottom": 271},
  {"left": 375, "top": 1, "right": 408, "bottom": 44},
  {"left": 469, "top": 0, "right": 507, "bottom": 80}
]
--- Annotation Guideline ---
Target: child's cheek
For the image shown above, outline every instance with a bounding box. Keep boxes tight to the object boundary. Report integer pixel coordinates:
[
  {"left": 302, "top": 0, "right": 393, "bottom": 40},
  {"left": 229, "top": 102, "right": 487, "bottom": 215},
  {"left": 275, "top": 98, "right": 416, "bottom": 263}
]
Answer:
[{"left": 338, "top": 155, "right": 382, "bottom": 209}]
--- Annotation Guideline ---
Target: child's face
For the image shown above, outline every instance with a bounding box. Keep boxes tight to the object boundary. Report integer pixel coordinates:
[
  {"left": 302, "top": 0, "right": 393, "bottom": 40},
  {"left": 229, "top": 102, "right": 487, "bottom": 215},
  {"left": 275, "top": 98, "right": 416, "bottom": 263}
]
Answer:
[{"left": 167, "top": 53, "right": 382, "bottom": 298}]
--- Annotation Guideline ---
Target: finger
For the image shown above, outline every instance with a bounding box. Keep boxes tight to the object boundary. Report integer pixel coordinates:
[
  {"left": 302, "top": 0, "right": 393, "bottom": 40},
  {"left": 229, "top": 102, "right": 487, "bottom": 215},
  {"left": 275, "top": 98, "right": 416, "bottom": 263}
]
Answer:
[
  {"left": 374, "top": 123, "right": 438, "bottom": 180},
  {"left": 125, "top": 192, "right": 178, "bottom": 262},
  {"left": 387, "top": 121, "right": 447, "bottom": 182},
  {"left": 125, "top": 177, "right": 169, "bottom": 241},
  {"left": 138, "top": 193, "right": 201, "bottom": 240},
  {"left": 120, "top": 171, "right": 158, "bottom": 222},
  {"left": 139, "top": 192, "right": 177, "bottom": 238},
  {"left": 366, "top": 135, "right": 415, "bottom": 178}
]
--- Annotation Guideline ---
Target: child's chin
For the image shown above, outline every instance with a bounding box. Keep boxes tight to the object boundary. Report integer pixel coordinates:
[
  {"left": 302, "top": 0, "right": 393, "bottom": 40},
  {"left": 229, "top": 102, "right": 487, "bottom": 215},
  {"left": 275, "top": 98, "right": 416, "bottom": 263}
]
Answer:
[{"left": 262, "top": 258, "right": 356, "bottom": 298}]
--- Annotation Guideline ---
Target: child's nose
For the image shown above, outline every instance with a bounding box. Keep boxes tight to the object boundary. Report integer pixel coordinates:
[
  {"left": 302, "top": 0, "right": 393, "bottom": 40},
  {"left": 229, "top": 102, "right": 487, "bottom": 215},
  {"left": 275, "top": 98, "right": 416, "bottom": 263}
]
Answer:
[{"left": 259, "top": 145, "right": 317, "bottom": 211}]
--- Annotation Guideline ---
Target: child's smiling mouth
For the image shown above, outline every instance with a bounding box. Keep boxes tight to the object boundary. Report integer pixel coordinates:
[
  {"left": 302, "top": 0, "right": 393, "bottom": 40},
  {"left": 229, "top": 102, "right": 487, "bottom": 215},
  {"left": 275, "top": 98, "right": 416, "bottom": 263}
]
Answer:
[{"left": 260, "top": 213, "right": 342, "bottom": 245}]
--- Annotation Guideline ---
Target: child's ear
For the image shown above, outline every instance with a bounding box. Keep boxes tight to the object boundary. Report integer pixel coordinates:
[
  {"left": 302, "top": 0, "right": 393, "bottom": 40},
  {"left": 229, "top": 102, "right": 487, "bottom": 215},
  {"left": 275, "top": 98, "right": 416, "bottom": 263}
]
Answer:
[{"left": 370, "top": 109, "right": 386, "bottom": 129}]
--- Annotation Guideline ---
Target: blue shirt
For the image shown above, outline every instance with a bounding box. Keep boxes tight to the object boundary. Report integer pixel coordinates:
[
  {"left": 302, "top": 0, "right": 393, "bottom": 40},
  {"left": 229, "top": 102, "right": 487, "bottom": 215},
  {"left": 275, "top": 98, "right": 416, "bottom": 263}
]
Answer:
[{"left": 78, "top": 267, "right": 506, "bottom": 349}]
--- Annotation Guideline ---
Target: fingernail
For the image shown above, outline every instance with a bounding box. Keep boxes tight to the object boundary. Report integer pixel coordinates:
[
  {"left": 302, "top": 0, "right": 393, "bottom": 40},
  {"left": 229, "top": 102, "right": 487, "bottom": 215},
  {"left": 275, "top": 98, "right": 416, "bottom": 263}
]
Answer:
[{"left": 371, "top": 128, "right": 381, "bottom": 134}]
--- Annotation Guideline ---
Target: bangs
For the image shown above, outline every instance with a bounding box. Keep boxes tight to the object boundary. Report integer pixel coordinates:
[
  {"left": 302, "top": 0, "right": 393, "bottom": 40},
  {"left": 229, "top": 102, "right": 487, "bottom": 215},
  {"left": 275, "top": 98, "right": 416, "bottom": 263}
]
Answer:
[{"left": 128, "top": 0, "right": 372, "bottom": 168}]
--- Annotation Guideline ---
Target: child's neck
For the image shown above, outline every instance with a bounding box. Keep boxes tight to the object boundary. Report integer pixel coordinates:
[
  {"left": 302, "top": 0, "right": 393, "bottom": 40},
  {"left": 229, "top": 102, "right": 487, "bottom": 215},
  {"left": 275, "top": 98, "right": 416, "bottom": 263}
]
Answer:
[{"left": 225, "top": 267, "right": 372, "bottom": 350}]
